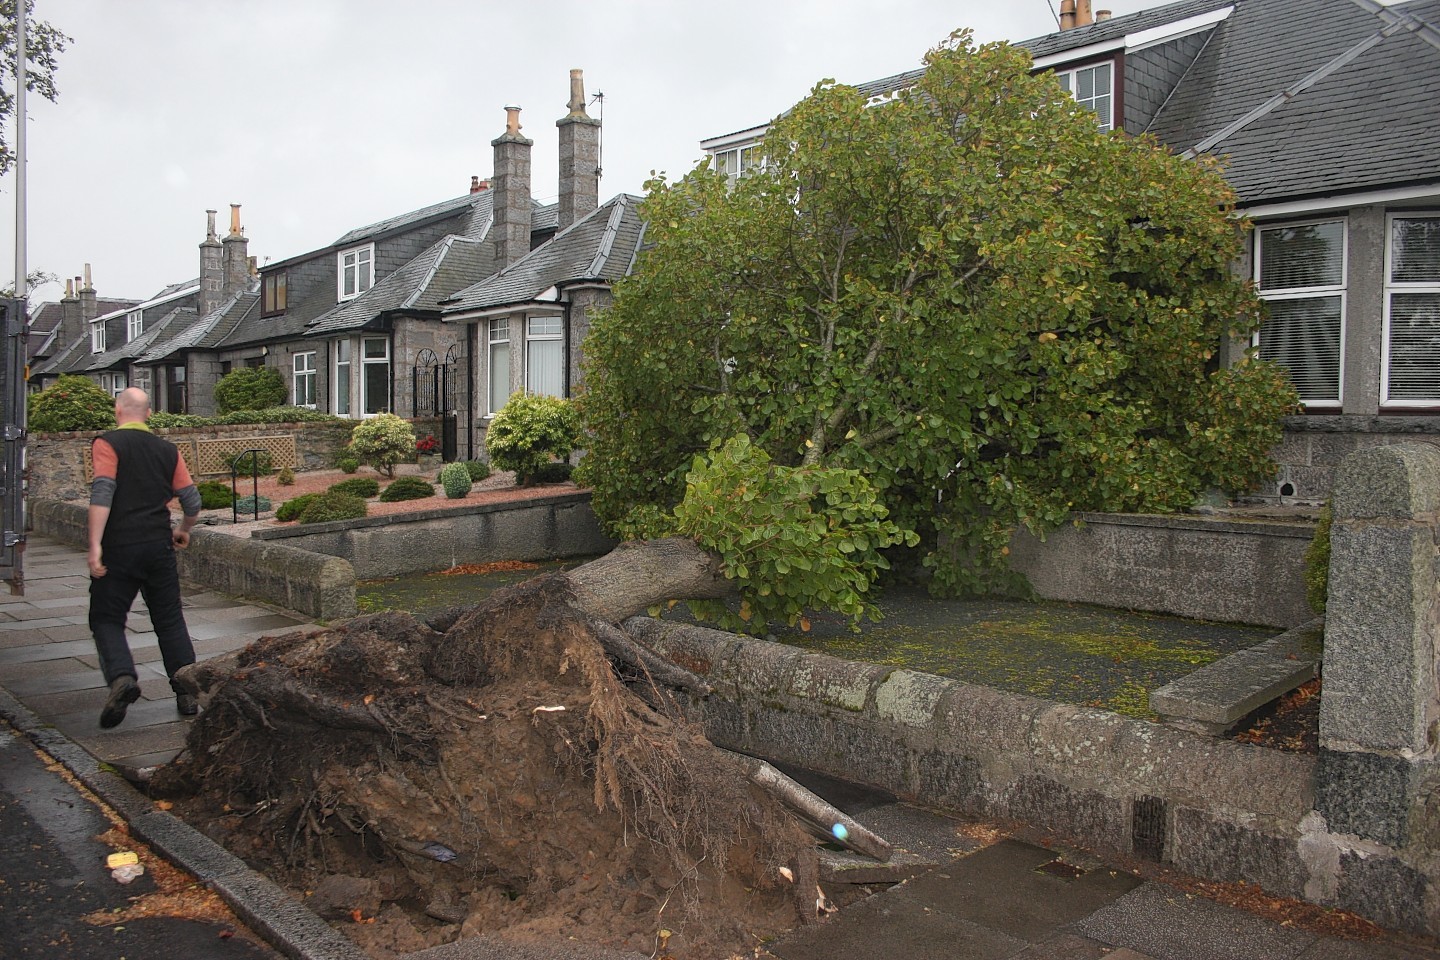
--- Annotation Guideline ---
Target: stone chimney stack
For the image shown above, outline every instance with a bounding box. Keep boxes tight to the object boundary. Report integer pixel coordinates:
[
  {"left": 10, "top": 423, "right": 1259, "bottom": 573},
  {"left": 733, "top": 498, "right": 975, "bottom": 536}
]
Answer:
[
  {"left": 491, "top": 105, "right": 533, "bottom": 267},
  {"left": 79, "top": 264, "right": 97, "bottom": 323},
  {"left": 59, "top": 276, "right": 82, "bottom": 350},
  {"left": 199, "top": 209, "right": 224, "bottom": 317},
  {"left": 221, "top": 204, "right": 249, "bottom": 299},
  {"left": 556, "top": 69, "right": 601, "bottom": 232}
]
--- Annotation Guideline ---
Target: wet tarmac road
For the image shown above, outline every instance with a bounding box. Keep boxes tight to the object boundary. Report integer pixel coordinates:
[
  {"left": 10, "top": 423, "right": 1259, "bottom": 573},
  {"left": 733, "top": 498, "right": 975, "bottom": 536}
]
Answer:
[{"left": 0, "top": 723, "right": 281, "bottom": 960}]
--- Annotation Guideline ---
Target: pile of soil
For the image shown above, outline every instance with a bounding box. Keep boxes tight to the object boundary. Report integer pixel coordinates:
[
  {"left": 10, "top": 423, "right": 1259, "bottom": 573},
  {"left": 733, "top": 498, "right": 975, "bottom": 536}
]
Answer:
[{"left": 155, "top": 574, "right": 817, "bottom": 959}]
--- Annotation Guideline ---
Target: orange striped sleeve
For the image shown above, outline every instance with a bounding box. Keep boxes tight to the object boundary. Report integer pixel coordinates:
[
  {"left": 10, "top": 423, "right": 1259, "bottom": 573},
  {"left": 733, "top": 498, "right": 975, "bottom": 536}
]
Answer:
[{"left": 91, "top": 438, "right": 118, "bottom": 481}]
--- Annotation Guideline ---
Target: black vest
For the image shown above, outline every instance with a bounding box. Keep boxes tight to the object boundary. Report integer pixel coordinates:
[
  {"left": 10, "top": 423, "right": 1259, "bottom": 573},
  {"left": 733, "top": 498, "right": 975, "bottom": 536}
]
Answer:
[{"left": 96, "top": 428, "right": 179, "bottom": 548}]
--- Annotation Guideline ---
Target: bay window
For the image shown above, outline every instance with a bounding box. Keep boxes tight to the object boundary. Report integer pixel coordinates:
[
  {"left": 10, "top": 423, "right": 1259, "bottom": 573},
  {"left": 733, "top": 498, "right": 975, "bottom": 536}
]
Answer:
[{"left": 1255, "top": 220, "right": 1347, "bottom": 407}]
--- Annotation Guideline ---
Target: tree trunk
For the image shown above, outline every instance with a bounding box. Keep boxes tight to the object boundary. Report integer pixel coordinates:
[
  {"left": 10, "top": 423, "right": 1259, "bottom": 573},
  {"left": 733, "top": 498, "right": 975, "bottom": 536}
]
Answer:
[{"left": 563, "top": 536, "right": 736, "bottom": 623}]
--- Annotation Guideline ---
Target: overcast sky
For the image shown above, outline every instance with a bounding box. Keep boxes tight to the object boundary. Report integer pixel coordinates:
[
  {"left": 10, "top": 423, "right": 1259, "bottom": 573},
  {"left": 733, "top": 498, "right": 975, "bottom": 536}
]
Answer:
[{"left": 4, "top": 0, "right": 1151, "bottom": 308}]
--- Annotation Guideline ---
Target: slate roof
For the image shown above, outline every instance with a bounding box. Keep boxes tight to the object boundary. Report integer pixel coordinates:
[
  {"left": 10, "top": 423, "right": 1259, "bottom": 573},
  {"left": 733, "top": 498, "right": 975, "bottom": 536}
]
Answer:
[
  {"left": 1146, "top": 0, "right": 1440, "bottom": 205},
  {"left": 140, "top": 285, "right": 261, "bottom": 362},
  {"left": 84, "top": 305, "right": 199, "bottom": 371},
  {"left": 441, "top": 194, "right": 645, "bottom": 315},
  {"left": 1019, "top": 0, "right": 1235, "bottom": 57},
  {"left": 306, "top": 235, "right": 492, "bottom": 335}
]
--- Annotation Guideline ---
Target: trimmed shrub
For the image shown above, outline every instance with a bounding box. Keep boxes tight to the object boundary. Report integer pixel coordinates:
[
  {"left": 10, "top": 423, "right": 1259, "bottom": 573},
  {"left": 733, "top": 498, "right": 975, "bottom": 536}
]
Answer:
[
  {"left": 337, "top": 456, "right": 360, "bottom": 474},
  {"left": 276, "top": 467, "right": 296, "bottom": 486},
  {"left": 329, "top": 476, "right": 380, "bottom": 499},
  {"left": 276, "top": 494, "right": 320, "bottom": 522},
  {"left": 27, "top": 375, "right": 116, "bottom": 432},
  {"left": 485, "top": 394, "right": 580, "bottom": 484},
  {"left": 297, "top": 491, "right": 367, "bottom": 524},
  {"left": 211, "top": 406, "right": 337, "bottom": 425},
  {"left": 349, "top": 414, "right": 417, "bottom": 478},
  {"left": 234, "top": 494, "right": 272, "bottom": 514},
  {"left": 214, "top": 367, "right": 287, "bottom": 413},
  {"left": 196, "top": 480, "right": 235, "bottom": 509},
  {"left": 530, "top": 461, "right": 574, "bottom": 485},
  {"left": 439, "top": 461, "right": 472, "bottom": 499},
  {"left": 379, "top": 476, "right": 435, "bottom": 503},
  {"left": 147, "top": 412, "right": 209, "bottom": 429},
  {"left": 463, "top": 460, "right": 491, "bottom": 482}
]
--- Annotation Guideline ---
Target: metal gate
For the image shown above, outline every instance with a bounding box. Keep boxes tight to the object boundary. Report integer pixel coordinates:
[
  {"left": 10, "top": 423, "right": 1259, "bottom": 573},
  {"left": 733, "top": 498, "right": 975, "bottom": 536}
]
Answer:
[{"left": 411, "top": 345, "right": 466, "bottom": 461}]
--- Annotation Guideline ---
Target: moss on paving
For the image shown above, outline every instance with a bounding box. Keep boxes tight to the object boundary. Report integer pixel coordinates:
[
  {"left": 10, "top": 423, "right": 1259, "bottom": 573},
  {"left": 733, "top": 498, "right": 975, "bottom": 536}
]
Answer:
[{"left": 357, "top": 571, "right": 1276, "bottom": 722}]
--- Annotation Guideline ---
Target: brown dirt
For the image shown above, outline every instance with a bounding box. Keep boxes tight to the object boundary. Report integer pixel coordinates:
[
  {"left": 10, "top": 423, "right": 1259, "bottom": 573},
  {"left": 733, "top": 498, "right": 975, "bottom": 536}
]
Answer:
[
  {"left": 1231, "top": 679, "right": 1320, "bottom": 754},
  {"left": 155, "top": 576, "right": 817, "bottom": 960}
]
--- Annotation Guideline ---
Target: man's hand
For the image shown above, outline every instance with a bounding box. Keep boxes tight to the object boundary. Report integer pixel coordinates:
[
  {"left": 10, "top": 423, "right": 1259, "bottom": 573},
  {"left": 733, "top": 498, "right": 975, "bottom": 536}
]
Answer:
[
  {"left": 87, "top": 544, "right": 107, "bottom": 578},
  {"left": 173, "top": 529, "right": 191, "bottom": 549}
]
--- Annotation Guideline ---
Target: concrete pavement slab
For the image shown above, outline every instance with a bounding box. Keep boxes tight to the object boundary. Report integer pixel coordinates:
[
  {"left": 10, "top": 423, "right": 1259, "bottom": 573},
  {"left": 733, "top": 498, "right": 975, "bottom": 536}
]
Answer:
[
  {"left": 1077, "top": 881, "right": 1320, "bottom": 960},
  {"left": 894, "top": 840, "right": 1143, "bottom": 944},
  {"left": 767, "top": 889, "right": 1031, "bottom": 960}
]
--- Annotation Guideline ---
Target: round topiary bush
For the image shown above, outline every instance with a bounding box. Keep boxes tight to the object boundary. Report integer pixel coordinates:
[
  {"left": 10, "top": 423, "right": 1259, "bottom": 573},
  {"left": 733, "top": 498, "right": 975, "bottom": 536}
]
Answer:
[
  {"left": 26, "top": 375, "right": 116, "bottom": 432},
  {"left": 276, "top": 494, "right": 320, "bottom": 522},
  {"left": 213, "top": 367, "right": 287, "bottom": 413},
  {"left": 485, "top": 394, "right": 580, "bottom": 484},
  {"left": 329, "top": 476, "right": 380, "bottom": 499},
  {"left": 277, "top": 467, "right": 296, "bottom": 486},
  {"left": 297, "top": 491, "right": 367, "bottom": 524},
  {"left": 463, "top": 460, "right": 491, "bottom": 482},
  {"left": 379, "top": 476, "right": 435, "bottom": 503},
  {"left": 337, "top": 457, "right": 360, "bottom": 474},
  {"left": 196, "top": 480, "right": 235, "bottom": 510},
  {"left": 438, "top": 461, "right": 472, "bottom": 499},
  {"left": 348, "top": 414, "right": 417, "bottom": 478}
]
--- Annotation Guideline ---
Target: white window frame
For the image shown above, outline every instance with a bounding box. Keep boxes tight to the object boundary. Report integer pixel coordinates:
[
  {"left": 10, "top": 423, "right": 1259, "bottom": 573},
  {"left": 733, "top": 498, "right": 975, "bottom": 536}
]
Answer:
[
  {"left": 1382, "top": 212, "right": 1440, "bottom": 408},
  {"left": 525, "top": 314, "right": 565, "bottom": 398},
  {"left": 90, "top": 320, "right": 106, "bottom": 353},
  {"left": 293, "top": 351, "right": 318, "bottom": 409},
  {"left": 1254, "top": 218, "right": 1348, "bottom": 408},
  {"left": 712, "top": 143, "right": 762, "bottom": 181},
  {"left": 334, "top": 338, "right": 352, "bottom": 416},
  {"left": 126, "top": 310, "right": 143, "bottom": 343},
  {"left": 100, "top": 372, "right": 126, "bottom": 397},
  {"left": 361, "top": 336, "right": 390, "bottom": 416},
  {"left": 1055, "top": 61, "right": 1115, "bottom": 132},
  {"left": 487, "top": 316, "right": 512, "bottom": 417},
  {"left": 337, "top": 244, "right": 375, "bottom": 301}
]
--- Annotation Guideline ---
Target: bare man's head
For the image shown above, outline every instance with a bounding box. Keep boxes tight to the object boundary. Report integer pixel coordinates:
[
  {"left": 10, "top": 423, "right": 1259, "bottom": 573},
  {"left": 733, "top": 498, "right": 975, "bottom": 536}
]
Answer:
[{"left": 114, "top": 387, "right": 151, "bottom": 425}]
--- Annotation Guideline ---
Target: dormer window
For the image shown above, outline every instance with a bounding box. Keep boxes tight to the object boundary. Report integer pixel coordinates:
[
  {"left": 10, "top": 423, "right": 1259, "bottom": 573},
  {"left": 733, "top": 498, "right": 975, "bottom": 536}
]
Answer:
[
  {"left": 90, "top": 319, "right": 106, "bottom": 353},
  {"left": 1055, "top": 61, "right": 1114, "bottom": 132},
  {"left": 713, "top": 144, "right": 761, "bottom": 182},
  {"left": 126, "top": 310, "right": 143, "bottom": 343},
  {"left": 338, "top": 244, "right": 374, "bottom": 301},
  {"left": 262, "top": 271, "right": 287, "bottom": 316}
]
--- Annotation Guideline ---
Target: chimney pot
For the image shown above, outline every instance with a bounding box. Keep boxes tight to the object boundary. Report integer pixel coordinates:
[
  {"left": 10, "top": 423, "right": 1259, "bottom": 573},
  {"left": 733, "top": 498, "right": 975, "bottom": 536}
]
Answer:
[
  {"left": 82, "top": 263, "right": 93, "bottom": 291},
  {"left": 1076, "top": 0, "right": 1094, "bottom": 26},
  {"left": 228, "top": 203, "right": 243, "bottom": 237},
  {"left": 1096, "top": 9, "right": 1111, "bottom": 20},
  {"left": 1060, "top": 0, "right": 1077, "bottom": 30},
  {"left": 504, "top": 104, "right": 523, "bottom": 137},
  {"left": 64, "top": 278, "right": 74, "bottom": 299}
]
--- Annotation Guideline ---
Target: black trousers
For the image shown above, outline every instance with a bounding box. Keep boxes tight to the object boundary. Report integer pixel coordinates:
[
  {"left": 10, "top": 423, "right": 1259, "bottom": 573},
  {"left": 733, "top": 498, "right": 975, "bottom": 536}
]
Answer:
[{"left": 88, "top": 538, "right": 195, "bottom": 694}]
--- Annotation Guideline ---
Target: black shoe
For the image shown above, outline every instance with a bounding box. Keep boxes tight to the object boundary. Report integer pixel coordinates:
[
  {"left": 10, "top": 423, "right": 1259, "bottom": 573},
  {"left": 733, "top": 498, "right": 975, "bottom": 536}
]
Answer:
[
  {"left": 176, "top": 693, "right": 199, "bottom": 717},
  {"left": 99, "top": 676, "right": 140, "bottom": 729}
]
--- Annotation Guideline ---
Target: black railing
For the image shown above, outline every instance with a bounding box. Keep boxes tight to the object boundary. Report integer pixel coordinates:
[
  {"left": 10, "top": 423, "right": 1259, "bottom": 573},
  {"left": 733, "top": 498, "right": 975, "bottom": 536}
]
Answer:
[{"left": 230, "top": 448, "right": 265, "bottom": 524}]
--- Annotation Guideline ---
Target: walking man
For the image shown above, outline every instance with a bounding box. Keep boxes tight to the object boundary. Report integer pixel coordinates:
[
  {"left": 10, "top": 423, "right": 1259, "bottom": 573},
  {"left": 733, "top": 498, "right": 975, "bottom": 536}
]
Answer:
[{"left": 88, "top": 387, "right": 203, "bottom": 728}]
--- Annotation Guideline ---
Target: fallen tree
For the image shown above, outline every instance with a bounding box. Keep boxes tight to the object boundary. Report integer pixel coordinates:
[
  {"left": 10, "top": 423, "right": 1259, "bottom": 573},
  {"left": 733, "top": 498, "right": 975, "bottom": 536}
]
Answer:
[{"left": 160, "top": 538, "right": 836, "bottom": 958}]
